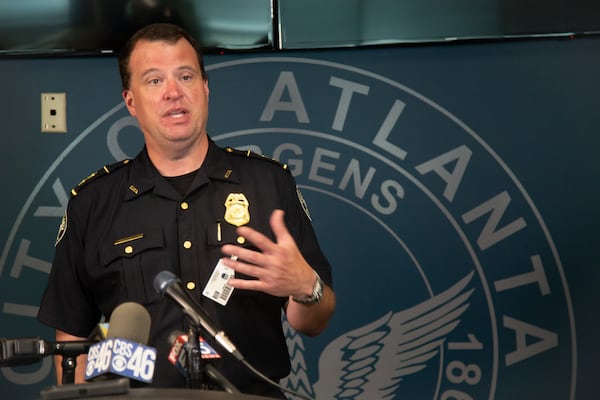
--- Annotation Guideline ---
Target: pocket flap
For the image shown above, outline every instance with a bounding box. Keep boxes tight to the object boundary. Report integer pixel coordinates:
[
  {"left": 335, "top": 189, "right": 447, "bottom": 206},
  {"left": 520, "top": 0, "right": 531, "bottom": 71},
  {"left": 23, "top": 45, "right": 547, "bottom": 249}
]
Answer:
[{"left": 100, "top": 229, "right": 165, "bottom": 266}]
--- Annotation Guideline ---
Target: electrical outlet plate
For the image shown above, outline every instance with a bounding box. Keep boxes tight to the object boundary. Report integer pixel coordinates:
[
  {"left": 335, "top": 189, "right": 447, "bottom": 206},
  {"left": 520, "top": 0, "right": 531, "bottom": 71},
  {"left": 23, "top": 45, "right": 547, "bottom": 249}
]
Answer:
[{"left": 41, "top": 92, "right": 67, "bottom": 133}]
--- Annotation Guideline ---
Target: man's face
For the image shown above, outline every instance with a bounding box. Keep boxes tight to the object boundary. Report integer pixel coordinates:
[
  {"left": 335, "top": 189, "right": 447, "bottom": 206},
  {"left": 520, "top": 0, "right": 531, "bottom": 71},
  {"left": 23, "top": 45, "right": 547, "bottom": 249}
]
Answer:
[{"left": 122, "top": 38, "right": 209, "bottom": 153}]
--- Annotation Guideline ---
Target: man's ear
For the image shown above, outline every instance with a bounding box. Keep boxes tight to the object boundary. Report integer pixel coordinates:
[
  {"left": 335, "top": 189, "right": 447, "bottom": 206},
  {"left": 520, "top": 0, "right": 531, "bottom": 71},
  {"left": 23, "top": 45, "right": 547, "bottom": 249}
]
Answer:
[{"left": 122, "top": 90, "right": 136, "bottom": 116}]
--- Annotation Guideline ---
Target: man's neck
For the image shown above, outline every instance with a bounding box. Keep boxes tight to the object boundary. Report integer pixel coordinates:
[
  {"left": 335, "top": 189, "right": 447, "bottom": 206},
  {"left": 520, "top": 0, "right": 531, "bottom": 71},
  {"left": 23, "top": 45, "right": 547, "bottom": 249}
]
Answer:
[{"left": 146, "top": 135, "right": 209, "bottom": 177}]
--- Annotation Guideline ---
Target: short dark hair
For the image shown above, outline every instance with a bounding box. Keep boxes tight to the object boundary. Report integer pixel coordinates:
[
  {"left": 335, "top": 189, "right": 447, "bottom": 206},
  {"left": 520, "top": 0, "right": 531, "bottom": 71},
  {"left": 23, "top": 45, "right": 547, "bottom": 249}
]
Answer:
[{"left": 118, "top": 23, "right": 207, "bottom": 90}]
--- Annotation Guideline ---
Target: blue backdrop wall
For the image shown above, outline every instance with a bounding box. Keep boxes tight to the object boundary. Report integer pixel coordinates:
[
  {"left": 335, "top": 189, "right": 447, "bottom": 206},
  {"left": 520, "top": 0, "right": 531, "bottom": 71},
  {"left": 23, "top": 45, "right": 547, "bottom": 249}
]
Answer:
[{"left": 0, "top": 36, "right": 598, "bottom": 400}]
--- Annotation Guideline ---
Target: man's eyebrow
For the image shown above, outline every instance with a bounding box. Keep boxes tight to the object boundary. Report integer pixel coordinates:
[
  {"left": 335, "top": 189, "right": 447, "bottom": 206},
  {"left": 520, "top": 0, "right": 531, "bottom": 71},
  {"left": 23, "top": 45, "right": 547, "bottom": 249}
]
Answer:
[
  {"left": 140, "top": 66, "right": 198, "bottom": 78},
  {"left": 140, "top": 68, "right": 161, "bottom": 79},
  {"left": 177, "top": 65, "right": 200, "bottom": 74}
]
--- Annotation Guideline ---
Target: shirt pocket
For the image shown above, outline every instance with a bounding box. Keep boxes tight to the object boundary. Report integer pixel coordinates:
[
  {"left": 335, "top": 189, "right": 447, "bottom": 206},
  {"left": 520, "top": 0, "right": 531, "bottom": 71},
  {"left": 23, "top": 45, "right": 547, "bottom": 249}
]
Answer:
[{"left": 99, "top": 229, "right": 167, "bottom": 305}]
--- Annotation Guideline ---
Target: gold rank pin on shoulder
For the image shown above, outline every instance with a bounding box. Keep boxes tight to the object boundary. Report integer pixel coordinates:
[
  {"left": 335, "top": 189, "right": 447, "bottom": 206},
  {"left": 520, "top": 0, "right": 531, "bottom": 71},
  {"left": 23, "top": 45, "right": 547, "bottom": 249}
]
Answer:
[
  {"left": 225, "top": 147, "right": 289, "bottom": 171},
  {"left": 70, "top": 159, "right": 130, "bottom": 197}
]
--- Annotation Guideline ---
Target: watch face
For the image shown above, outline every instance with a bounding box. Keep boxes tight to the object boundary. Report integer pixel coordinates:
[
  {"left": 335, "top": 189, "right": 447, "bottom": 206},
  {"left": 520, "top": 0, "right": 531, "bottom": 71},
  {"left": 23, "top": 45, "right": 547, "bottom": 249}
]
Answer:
[
  {"left": 314, "top": 278, "right": 323, "bottom": 298},
  {"left": 293, "top": 273, "right": 323, "bottom": 304},
  {"left": 309, "top": 275, "right": 324, "bottom": 304}
]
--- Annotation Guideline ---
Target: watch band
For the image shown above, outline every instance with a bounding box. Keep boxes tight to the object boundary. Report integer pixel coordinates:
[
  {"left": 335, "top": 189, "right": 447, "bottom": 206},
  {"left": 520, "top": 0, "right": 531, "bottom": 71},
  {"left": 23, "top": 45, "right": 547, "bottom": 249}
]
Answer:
[{"left": 292, "top": 271, "right": 323, "bottom": 305}]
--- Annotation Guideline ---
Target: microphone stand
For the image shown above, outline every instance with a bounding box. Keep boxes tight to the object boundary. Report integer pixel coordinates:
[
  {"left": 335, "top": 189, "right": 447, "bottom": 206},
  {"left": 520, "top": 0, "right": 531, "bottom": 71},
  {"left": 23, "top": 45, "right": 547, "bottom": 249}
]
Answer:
[
  {"left": 61, "top": 356, "right": 76, "bottom": 385},
  {"left": 184, "top": 320, "right": 240, "bottom": 394},
  {"left": 186, "top": 326, "right": 203, "bottom": 389},
  {"left": 55, "top": 343, "right": 91, "bottom": 385}
]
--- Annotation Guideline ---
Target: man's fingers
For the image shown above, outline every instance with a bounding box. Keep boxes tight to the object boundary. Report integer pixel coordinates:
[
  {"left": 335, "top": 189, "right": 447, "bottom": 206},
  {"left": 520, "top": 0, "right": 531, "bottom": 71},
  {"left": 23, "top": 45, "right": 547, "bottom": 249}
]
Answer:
[
  {"left": 221, "top": 244, "right": 264, "bottom": 266},
  {"left": 221, "top": 256, "right": 266, "bottom": 279},
  {"left": 270, "top": 209, "right": 290, "bottom": 240}
]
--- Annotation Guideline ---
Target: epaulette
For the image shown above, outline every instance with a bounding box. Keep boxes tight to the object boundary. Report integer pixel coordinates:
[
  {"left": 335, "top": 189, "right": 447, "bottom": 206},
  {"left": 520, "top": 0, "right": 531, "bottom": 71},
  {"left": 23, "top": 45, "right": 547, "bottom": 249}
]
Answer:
[
  {"left": 70, "top": 159, "right": 131, "bottom": 197},
  {"left": 225, "top": 147, "right": 289, "bottom": 171}
]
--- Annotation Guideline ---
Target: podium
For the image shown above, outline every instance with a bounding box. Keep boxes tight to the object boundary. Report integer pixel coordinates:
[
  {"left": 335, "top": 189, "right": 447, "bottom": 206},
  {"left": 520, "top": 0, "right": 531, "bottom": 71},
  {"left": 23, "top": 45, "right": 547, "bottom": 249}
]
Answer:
[{"left": 39, "top": 379, "right": 279, "bottom": 400}]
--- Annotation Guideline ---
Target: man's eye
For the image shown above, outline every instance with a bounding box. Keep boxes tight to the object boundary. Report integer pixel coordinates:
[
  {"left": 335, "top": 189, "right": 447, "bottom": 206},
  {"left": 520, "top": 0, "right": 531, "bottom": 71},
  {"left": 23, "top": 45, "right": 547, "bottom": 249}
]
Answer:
[
  {"left": 182, "top": 74, "right": 194, "bottom": 81},
  {"left": 149, "top": 78, "right": 161, "bottom": 85}
]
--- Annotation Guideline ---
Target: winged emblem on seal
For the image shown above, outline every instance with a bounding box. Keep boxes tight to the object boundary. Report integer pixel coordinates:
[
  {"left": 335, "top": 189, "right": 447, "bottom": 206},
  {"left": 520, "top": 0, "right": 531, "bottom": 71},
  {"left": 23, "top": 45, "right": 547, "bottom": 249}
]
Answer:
[{"left": 284, "top": 271, "right": 475, "bottom": 399}]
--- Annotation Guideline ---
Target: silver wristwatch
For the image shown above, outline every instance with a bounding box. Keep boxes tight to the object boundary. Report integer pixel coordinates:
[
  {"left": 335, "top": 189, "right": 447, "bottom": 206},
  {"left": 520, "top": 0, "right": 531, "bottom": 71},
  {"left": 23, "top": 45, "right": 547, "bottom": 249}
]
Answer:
[{"left": 292, "top": 271, "right": 323, "bottom": 305}]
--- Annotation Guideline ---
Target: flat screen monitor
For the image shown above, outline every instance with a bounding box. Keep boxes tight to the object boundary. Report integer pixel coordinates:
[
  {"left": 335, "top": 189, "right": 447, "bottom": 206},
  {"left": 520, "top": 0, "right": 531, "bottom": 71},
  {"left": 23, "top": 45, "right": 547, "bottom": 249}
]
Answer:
[
  {"left": 0, "top": 0, "right": 274, "bottom": 56},
  {"left": 278, "top": 0, "right": 600, "bottom": 49}
]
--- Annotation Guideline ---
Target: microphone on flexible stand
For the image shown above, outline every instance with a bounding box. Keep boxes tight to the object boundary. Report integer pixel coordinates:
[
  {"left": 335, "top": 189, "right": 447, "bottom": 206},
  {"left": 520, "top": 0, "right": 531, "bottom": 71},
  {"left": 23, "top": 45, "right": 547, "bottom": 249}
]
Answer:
[{"left": 154, "top": 271, "right": 242, "bottom": 361}]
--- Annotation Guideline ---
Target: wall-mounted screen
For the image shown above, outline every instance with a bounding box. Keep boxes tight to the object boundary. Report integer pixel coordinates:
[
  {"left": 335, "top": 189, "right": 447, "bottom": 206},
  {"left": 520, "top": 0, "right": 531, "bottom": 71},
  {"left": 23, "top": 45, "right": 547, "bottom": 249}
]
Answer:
[
  {"left": 0, "top": 0, "right": 274, "bottom": 56},
  {"left": 278, "top": 0, "right": 600, "bottom": 49}
]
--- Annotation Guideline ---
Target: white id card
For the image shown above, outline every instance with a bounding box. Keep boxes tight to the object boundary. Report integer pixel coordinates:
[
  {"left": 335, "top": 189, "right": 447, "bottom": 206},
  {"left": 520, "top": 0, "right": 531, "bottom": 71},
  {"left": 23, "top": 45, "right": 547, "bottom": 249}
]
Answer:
[{"left": 203, "top": 258, "right": 235, "bottom": 306}]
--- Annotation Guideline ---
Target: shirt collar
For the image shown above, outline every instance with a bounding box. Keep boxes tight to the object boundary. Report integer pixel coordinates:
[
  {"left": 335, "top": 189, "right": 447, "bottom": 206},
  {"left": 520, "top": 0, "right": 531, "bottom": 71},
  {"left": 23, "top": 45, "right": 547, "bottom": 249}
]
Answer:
[{"left": 124, "top": 137, "right": 239, "bottom": 201}]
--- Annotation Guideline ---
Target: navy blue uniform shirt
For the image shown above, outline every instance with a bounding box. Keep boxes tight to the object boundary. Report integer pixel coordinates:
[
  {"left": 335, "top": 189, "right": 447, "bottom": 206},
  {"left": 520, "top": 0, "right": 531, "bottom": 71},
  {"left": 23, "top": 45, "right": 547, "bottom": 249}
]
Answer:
[{"left": 38, "top": 138, "right": 332, "bottom": 396}]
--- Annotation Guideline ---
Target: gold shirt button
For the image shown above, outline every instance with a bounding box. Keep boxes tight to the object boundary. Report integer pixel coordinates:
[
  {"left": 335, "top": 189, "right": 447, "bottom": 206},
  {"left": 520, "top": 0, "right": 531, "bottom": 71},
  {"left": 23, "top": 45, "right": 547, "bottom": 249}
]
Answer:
[
  {"left": 181, "top": 202, "right": 189, "bottom": 210},
  {"left": 186, "top": 282, "right": 196, "bottom": 290},
  {"left": 236, "top": 236, "right": 246, "bottom": 244},
  {"left": 125, "top": 245, "right": 133, "bottom": 254},
  {"left": 183, "top": 240, "right": 192, "bottom": 249}
]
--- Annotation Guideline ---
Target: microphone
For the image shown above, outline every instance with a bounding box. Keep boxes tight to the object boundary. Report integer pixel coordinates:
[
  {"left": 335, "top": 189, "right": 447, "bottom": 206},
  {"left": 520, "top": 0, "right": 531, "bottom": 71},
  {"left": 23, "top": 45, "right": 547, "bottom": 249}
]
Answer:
[
  {"left": 167, "top": 330, "right": 221, "bottom": 377},
  {"left": 104, "top": 302, "right": 151, "bottom": 344},
  {"left": 168, "top": 330, "right": 239, "bottom": 393},
  {"left": 153, "top": 270, "right": 243, "bottom": 361},
  {"left": 0, "top": 337, "right": 92, "bottom": 367},
  {"left": 84, "top": 302, "right": 156, "bottom": 384},
  {"left": 167, "top": 331, "right": 189, "bottom": 378}
]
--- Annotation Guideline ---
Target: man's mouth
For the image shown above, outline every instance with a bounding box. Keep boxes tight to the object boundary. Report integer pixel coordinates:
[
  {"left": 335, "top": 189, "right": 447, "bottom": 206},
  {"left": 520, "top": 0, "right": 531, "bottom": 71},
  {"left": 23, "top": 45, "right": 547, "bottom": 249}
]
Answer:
[{"left": 165, "top": 109, "right": 187, "bottom": 119}]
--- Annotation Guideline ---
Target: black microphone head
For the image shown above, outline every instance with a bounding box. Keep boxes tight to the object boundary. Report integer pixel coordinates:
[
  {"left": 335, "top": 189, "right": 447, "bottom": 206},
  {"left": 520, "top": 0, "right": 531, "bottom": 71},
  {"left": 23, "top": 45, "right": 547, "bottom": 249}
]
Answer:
[
  {"left": 152, "top": 271, "right": 240, "bottom": 360},
  {"left": 106, "top": 302, "right": 151, "bottom": 344},
  {"left": 154, "top": 270, "right": 179, "bottom": 295}
]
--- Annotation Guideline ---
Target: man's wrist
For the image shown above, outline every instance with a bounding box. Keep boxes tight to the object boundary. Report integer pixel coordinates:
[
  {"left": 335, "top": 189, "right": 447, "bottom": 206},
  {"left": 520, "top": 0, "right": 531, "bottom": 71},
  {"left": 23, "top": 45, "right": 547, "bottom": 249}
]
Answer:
[{"left": 292, "top": 271, "right": 323, "bottom": 305}]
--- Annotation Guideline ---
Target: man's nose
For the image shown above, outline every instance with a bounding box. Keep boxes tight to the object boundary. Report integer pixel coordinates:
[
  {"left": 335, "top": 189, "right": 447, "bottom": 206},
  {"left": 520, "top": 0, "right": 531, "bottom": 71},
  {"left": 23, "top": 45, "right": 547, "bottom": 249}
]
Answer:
[{"left": 164, "top": 79, "right": 183, "bottom": 100}]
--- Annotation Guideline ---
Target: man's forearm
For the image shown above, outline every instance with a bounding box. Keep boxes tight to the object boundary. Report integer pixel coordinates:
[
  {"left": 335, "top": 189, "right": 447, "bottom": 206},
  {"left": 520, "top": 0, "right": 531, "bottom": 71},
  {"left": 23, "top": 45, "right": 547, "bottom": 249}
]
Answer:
[{"left": 286, "top": 284, "right": 336, "bottom": 337}]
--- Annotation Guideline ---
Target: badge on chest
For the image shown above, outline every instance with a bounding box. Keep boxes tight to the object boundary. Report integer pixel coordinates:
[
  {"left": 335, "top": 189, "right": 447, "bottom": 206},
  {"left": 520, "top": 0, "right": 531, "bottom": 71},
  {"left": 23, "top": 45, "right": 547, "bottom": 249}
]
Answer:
[{"left": 223, "top": 193, "right": 250, "bottom": 227}]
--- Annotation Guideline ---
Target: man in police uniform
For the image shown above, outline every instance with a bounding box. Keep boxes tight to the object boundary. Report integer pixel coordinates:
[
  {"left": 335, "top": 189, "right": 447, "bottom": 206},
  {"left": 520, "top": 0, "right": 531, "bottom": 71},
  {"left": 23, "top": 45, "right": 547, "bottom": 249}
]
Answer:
[{"left": 37, "top": 23, "right": 335, "bottom": 398}]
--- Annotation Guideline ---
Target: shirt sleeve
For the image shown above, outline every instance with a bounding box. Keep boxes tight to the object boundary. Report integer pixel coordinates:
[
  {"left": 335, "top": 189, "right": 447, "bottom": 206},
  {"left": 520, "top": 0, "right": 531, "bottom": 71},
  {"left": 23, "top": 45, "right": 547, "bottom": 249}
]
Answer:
[{"left": 37, "top": 196, "right": 101, "bottom": 337}]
